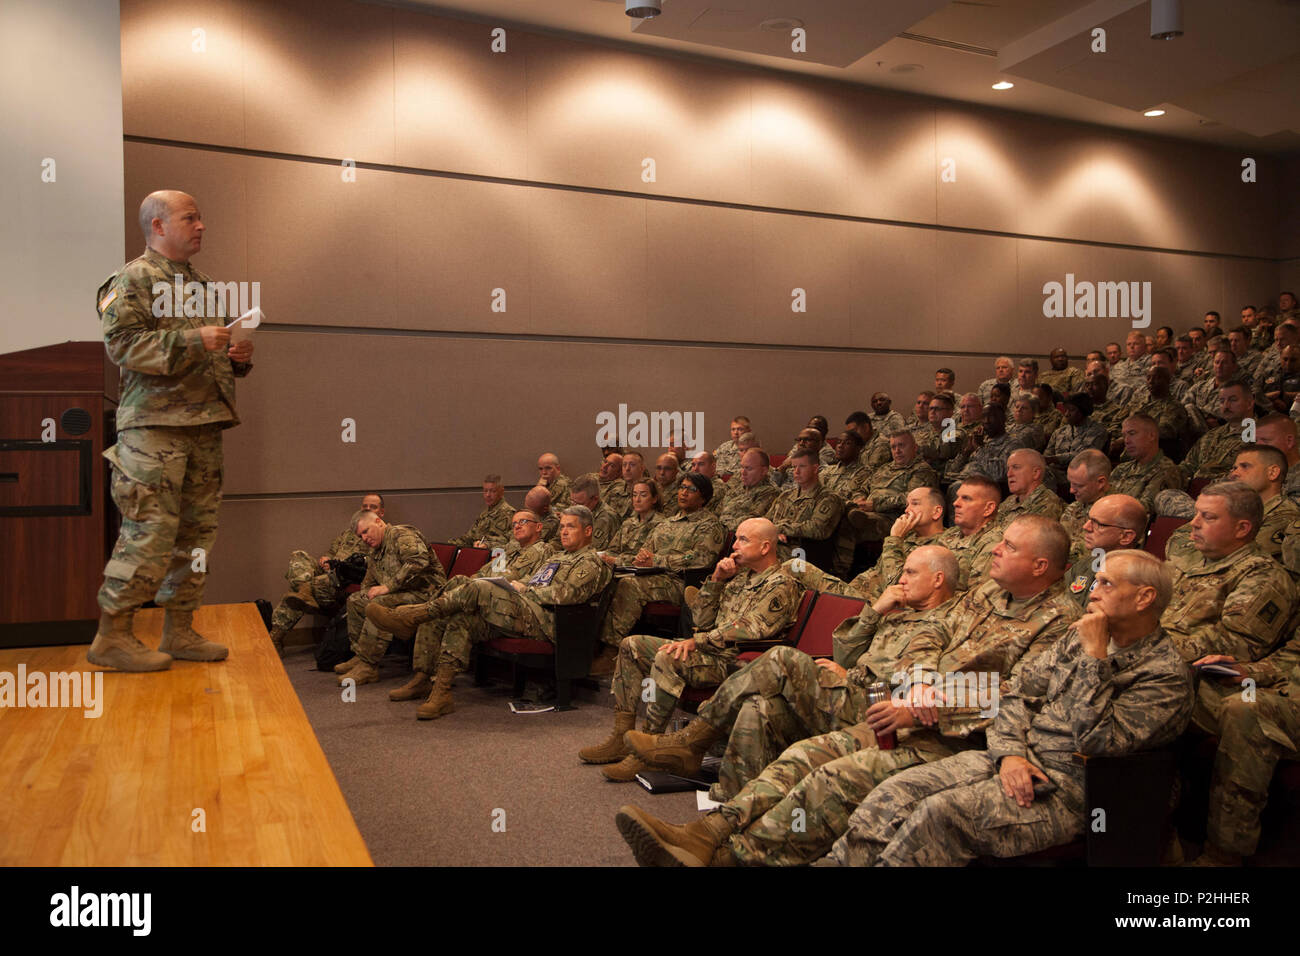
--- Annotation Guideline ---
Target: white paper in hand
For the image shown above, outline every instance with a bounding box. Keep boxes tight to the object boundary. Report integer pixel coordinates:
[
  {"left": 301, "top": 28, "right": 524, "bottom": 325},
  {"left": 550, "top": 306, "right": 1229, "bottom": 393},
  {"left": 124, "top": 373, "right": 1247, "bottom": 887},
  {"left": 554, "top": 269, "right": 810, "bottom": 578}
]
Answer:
[{"left": 226, "top": 308, "right": 263, "bottom": 345}]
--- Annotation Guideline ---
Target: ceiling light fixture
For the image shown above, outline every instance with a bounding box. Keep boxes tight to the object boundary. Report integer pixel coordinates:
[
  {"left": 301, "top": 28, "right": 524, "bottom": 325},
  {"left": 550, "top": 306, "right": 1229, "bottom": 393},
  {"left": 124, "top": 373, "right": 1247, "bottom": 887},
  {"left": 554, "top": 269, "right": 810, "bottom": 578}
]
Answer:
[
  {"left": 991, "top": 81, "right": 1014, "bottom": 90},
  {"left": 625, "top": 0, "right": 661, "bottom": 18},
  {"left": 1143, "top": 108, "right": 1166, "bottom": 117},
  {"left": 1150, "top": 0, "right": 1183, "bottom": 39},
  {"left": 759, "top": 17, "right": 804, "bottom": 32}
]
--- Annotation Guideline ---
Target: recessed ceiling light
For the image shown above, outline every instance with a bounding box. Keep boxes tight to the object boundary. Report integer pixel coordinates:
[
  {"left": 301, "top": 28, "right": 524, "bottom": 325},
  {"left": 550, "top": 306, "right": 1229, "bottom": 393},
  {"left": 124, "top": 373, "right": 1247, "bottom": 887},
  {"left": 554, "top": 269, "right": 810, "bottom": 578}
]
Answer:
[
  {"left": 991, "top": 81, "right": 1014, "bottom": 90},
  {"left": 1143, "top": 109, "right": 1166, "bottom": 117},
  {"left": 890, "top": 63, "right": 924, "bottom": 74}
]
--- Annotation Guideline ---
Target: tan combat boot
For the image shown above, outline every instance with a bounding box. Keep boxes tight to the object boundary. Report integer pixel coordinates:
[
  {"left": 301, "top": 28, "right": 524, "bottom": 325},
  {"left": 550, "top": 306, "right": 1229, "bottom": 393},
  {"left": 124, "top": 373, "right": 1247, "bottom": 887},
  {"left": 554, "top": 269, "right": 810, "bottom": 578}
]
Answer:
[
  {"left": 337, "top": 660, "right": 379, "bottom": 686},
  {"left": 601, "top": 753, "right": 648, "bottom": 782},
  {"left": 615, "top": 805, "right": 734, "bottom": 867},
  {"left": 624, "top": 717, "right": 723, "bottom": 776},
  {"left": 333, "top": 655, "right": 361, "bottom": 674},
  {"left": 578, "top": 711, "right": 636, "bottom": 764},
  {"left": 389, "top": 671, "right": 432, "bottom": 701},
  {"left": 416, "top": 663, "right": 458, "bottom": 720},
  {"left": 267, "top": 625, "right": 289, "bottom": 658},
  {"left": 587, "top": 645, "right": 619, "bottom": 677},
  {"left": 365, "top": 602, "right": 432, "bottom": 639},
  {"left": 86, "top": 610, "right": 172, "bottom": 672},
  {"left": 159, "top": 609, "right": 228, "bottom": 662}
]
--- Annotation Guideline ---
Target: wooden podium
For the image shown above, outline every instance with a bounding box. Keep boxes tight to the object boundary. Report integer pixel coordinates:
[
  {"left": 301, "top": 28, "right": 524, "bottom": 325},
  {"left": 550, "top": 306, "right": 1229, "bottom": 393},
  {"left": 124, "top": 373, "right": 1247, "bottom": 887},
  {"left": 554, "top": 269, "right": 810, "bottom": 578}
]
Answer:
[{"left": 0, "top": 342, "right": 118, "bottom": 648}]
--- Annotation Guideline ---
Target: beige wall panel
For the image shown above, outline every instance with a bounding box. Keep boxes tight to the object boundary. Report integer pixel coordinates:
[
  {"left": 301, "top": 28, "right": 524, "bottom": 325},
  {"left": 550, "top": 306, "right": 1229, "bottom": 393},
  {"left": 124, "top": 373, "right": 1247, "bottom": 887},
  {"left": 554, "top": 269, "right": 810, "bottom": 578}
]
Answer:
[
  {"left": 123, "top": 141, "right": 248, "bottom": 284},
  {"left": 1086, "top": 246, "right": 1217, "bottom": 339},
  {"left": 393, "top": 9, "right": 529, "bottom": 180},
  {"left": 241, "top": 0, "right": 395, "bottom": 163},
  {"left": 121, "top": 0, "right": 244, "bottom": 145},
  {"left": 934, "top": 231, "right": 1019, "bottom": 353},
  {"left": 393, "top": 175, "right": 533, "bottom": 334},
  {"left": 750, "top": 211, "right": 855, "bottom": 347},
  {"left": 842, "top": 88, "right": 938, "bottom": 225},
  {"left": 933, "top": 106, "right": 1026, "bottom": 236},
  {"left": 243, "top": 155, "right": 398, "bottom": 327},
  {"left": 645, "top": 202, "right": 753, "bottom": 342},
  {"left": 1015, "top": 240, "right": 1123, "bottom": 357},
  {"left": 526, "top": 188, "right": 647, "bottom": 337},
  {"left": 848, "top": 222, "right": 939, "bottom": 351},
  {"left": 524, "top": 34, "right": 655, "bottom": 192},
  {"left": 1279, "top": 158, "right": 1300, "bottom": 260},
  {"left": 749, "top": 75, "right": 854, "bottom": 216},
  {"left": 1221, "top": 259, "right": 1280, "bottom": 321}
]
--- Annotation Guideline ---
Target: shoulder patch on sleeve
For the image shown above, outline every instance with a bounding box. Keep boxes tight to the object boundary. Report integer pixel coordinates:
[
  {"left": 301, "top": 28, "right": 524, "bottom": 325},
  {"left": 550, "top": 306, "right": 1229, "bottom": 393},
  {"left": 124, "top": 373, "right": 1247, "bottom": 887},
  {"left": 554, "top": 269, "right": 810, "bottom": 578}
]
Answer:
[
  {"left": 98, "top": 289, "right": 118, "bottom": 314},
  {"left": 528, "top": 562, "right": 560, "bottom": 587}
]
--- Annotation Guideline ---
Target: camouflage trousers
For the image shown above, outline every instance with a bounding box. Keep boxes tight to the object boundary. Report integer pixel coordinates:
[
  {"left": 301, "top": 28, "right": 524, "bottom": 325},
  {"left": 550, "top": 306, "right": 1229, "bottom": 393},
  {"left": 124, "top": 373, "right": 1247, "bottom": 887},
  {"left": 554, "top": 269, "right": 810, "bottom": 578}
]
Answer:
[
  {"left": 270, "top": 555, "right": 346, "bottom": 633},
  {"left": 829, "top": 750, "right": 1084, "bottom": 866},
  {"left": 410, "top": 577, "right": 473, "bottom": 673},
  {"left": 696, "top": 645, "right": 871, "bottom": 800},
  {"left": 612, "top": 635, "right": 734, "bottom": 734},
  {"left": 432, "top": 578, "right": 554, "bottom": 672},
  {"left": 99, "top": 425, "right": 223, "bottom": 614},
  {"left": 599, "top": 573, "right": 685, "bottom": 648},
  {"left": 725, "top": 726, "right": 949, "bottom": 866},
  {"left": 346, "top": 588, "right": 432, "bottom": 664},
  {"left": 1193, "top": 680, "right": 1300, "bottom": 856}
]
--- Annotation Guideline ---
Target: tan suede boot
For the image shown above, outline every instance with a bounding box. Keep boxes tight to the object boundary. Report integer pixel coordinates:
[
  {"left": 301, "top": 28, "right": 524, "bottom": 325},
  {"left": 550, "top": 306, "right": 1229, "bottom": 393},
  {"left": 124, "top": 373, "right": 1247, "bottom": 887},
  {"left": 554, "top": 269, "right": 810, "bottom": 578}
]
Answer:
[
  {"left": 601, "top": 753, "right": 648, "bottom": 782},
  {"left": 417, "top": 664, "right": 458, "bottom": 720},
  {"left": 615, "top": 805, "right": 734, "bottom": 867},
  {"left": 159, "top": 608, "right": 228, "bottom": 662},
  {"left": 86, "top": 610, "right": 172, "bottom": 672},
  {"left": 333, "top": 655, "right": 361, "bottom": 674},
  {"left": 389, "top": 671, "right": 432, "bottom": 701},
  {"left": 267, "top": 625, "right": 289, "bottom": 658},
  {"left": 578, "top": 711, "right": 636, "bottom": 764},
  {"left": 337, "top": 660, "right": 379, "bottom": 686},
  {"left": 625, "top": 717, "right": 723, "bottom": 776},
  {"left": 364, "top": 602, "right": 431, "bottom": 640},
  {"left": 587, "top": 645, "right": 619, "bottom": 677}
]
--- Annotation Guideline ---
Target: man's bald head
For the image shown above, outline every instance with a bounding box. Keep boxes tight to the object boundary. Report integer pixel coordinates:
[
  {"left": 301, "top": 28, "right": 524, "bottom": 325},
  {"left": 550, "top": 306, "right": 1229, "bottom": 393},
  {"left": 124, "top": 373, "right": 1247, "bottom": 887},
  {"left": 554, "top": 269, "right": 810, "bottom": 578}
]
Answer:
[
  {"left": 524, "top": 485, "right": 552, "bottom": 514},
  {"left": 139, "top": 190, "right": 191, "bottom": 241},
  {"left": 737, "top": 517, "right": 778, "bottom": 547},
  {"left": 734, "top": 517, "right": 781, "bottom": 572},
  {"left": 140, "top": 189, "right": 204, "bottom": 261}
]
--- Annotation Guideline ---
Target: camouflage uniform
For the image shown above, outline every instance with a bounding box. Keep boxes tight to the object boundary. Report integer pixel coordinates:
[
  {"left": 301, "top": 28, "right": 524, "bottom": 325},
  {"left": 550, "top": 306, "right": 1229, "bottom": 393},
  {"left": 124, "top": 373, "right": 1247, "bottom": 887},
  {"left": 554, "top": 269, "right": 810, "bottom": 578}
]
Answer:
[
  {"left": 1130, "top": 396, "right": 1190, "bottom": 447},
  {"left": 1109, "top": 451, "right": 1185, "bottom": 514},
  {"left": 831, "top": 626, "right": 1192, "bottom": 866},
  {"left": 716, "top": 482, "right": 780, "bottom": 534},
  {"left": 1161, "top": 541, "right": 1296, "bottom": 662},
  {"left": 868, "top": 410, "right": 907, "bottom": 439},
  {"left": 1110, "top": 354, "right": 1152, "bottom": 391},
  {"left": 947, "top": 432, "right": 1024, "bottom": 487},
  {"left": 1043, "top": 420, "right": 1107, "bottom": 465},
  {"left": 410, "top": 539, "right": 552, "bottom": 674},
  {"left": 845, "top": 531, "right": 942, "bottom": 604},
  {"left": 603, "top": 512, "right": 664, "bottom": 563},
  {"left": 819, "top": 461, "right": 872, "bottom": 504},
  {"left": 450, "top": 498, "right": 516, "bottom": 548},
  {"left": 598, "top": 510, "right": 726, "bottom": 647},
  {"left": 538, "top": 511, "right": 559, "bottom": 544},
  {"left": 348, "top": 524, "right": 444, "bottom": 663},
  {"left": 1039, "top": 366, "right": 1084, "bottom": 396},
  {"left": 935, "top": 520, "right": 1001, "bottom": 591},
  {"left": 613, "top": 564, "right": 802, "bottom": 734},
  {"left": 270, "top": 524, "right": 373, "bottom": 633},
  {"left": 721, "top": 578, "right": 1081, "bottom": 864},
  {"left": 1062, "top": 550, "right": 1104, "bottom": 607},
  {"left": 1036, "top": 406, "right": 1064, "bottom": 439},
  {"left": 96, "top": 248, "right": 252, "bottom": 614},
  {"left": 1091, "top": 396, "right": 1131, "bottom": 441},
  {"left": 912, "top": 423, "right": 961, "bottom": 474},
  {"left": 1187, "top": 376, "right": 1239, "bottom": 423},
  {"left": 766, "top": 481, "right": 844, "bottom": 559},
  {"left": 1007, "top": 422, "right": 1046, "bottom": 453},
  {"left": 600, "top": 477, "right": 631, "bottom": 518},
  {"left": 1255, "top": 493, "right": 1300, "bottom": 565},
  {"left": 700, "top": 597, "right": 955, "bottom": 799},
  {"left": 977, "top": 378, "right": 1013, "bottom": 405},
  {"left": 1181, "top": 422, "right": 1248, "bottom": 483},
  {"left": 656, "top": 476, "right": 683, "bottom": 518},
  {"left": 995, "top": 483, "right": 1064, "bottom": 527},
  {"left": 542, "top": 474, "right": 572, "bottom": 510},
  {"left": 589, "top": 502, "right": 623, "bottom": 552},
  {"left": 846, "top": 458, "right": 938, "bottom": 541},
  {"left": 861, "top": 434, "right": 893, "bottom": 472},
  {"left": 430, "top": 545, "right": 610, "bottom": 670},
  {"left": 1285, "top": 467, "right": 1300, "bottom": 507},
  {"left": 713, "top": 441, "right": 741, "bottom": 476}
]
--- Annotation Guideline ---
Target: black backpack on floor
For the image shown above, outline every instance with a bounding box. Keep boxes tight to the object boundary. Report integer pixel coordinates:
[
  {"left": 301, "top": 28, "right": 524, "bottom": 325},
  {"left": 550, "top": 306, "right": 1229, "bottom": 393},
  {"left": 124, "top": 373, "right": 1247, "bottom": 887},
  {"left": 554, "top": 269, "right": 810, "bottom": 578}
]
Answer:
[{"left": 314, "top": 611, "right": 353, "bottom": 671}]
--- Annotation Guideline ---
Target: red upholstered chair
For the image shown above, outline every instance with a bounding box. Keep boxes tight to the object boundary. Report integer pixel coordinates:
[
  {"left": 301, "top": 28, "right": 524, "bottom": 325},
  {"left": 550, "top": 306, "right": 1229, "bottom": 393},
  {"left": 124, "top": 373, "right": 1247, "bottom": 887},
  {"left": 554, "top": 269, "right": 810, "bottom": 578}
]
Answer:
[
  {"left": 642, "top": 566, "right": 715, "bottom": 638},
  {"left": 769, "top": 453, "right": 787, "bottom": 469},
  {"left": 449, "top": 546, "right": 491, "bottom": 578},
  {"left": 430, "top": 542, "right": 457, "bottom": 576},
  {"left": 1143, "top": 516, "right": 1189, "bottom": 561},
  {"left": 1186, "top": 477, "right": 1211, "bottom": 500}
]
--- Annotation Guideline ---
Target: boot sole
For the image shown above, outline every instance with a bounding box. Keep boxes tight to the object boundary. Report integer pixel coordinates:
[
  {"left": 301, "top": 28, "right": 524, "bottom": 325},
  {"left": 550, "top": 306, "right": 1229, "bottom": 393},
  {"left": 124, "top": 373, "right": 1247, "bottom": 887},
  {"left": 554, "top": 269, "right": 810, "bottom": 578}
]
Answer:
[
  {"left": 162, "top": 648, "right": 229, "bottom": 662},
  {"left": 86, "top": 649, "right": 172, "bottom": 672},
  {"left": 390, "top": 688, "right": 432, "bottom": 701},
  {"left": 624, "top": 740, "right": 702, "bottom": 776},
  {"left": 416, "top": 705, "right": 454, "bottom": 721},
  {"left": 578, "top": 750, "right": 630, "bottom": 765},
  {"left": 616, "top": 808, "right": 698, "bottom": 867}
]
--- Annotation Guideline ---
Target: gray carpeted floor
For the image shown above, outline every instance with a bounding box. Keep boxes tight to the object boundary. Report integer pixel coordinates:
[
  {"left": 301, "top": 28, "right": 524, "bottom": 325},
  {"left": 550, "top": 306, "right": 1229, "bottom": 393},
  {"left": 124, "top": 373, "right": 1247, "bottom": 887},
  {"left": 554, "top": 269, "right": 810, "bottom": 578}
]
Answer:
[{"left": 284, "top": 648, "right": 703, "bottom": 866}]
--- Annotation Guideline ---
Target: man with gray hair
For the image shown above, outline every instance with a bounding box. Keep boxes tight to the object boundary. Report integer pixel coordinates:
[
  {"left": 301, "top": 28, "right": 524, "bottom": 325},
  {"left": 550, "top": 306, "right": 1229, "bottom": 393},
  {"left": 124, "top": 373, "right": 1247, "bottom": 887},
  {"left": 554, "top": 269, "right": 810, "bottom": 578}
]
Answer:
[
  {"left": 996, "top": 449, "right": 1063, "bottom": 526},
  {"left": 373, "top": 506, "right": 610, "bottom": 721},
  {"left": 1160, "top": 481, "right": 1296, "bottom": 662},
  {"left": 451, "top": 475, "right": 514, "bottom": 548},
  {"left": 979, "top": 357, "right": 1015, "bottom": 406},
  {"left": 569, "top": 474, "right": 621, "bottom": 551}
]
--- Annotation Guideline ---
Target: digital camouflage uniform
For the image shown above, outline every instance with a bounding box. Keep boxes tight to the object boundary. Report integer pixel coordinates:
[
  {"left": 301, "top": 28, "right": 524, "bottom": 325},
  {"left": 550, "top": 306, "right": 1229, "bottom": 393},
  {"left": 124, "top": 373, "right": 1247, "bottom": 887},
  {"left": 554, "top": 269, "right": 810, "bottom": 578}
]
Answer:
[
  {"left": 861, "top": 434, "right": 893, "bottom": 473},
  {"left": 1007, "top": 421, "right": 1046, "bottom": 453},
  {"left": 1109, "top": 451, "right": 1185, "bottom": 514},
  {"left": 538, "top": 511, "right": 560, "bottom": 544},
  {"left": 868, "top": 410, "right": 907, "bottom": 439},
  {"left": 700, "top": 596, "right": 956, "bottom": 801},
  {"left": 1161, "top": 541, "right": 1296, "bottom": 662},
  {"left": 348, "top": 523, "right": 444, "bottom": 663},
  {"left": 995, "top": 482, "right": 1064, "bottom": 528},
  {"left": 97, "top": 247, "right": 252, "bottom": 614},
  {"left": 1037, "top": 406, "right": 1064, "bottom": 439},
  {"left": 270, "top": 523, "right": 373, "bottom": 633},
  {"left": 598, "top": 509, "right": 726, "bottom": 647},
  {"left": 831, "top": 626, "right": 1191, "bottom": 866},
  {"left": 1193, "top": 629, "right": 1300, "bottom": 856},
  {"left": 1043, "top": 420, "right": 1107, "bottom": 466},
  {"left": 612, "top": 564, "right": 803, "bottom": 734},
  {"left": 704, "top": 475, "right": 728, "bottom": 516},
  {"left": 542, "top": 474, "right": 572, "bottom": 510},
  {"left": 604, "top": 511, "right": 665, "bottom": 563},
  {"left": 589, "top": 502, "right": 623, "bottom": 552},
  {"left": 1091, "top": 396, "right": 1131, "bottom": 442},
  {"left": 1253, "top": 493, "right": 1300, "bottom": 566},
  {"left": 717, "top": 481, "right": 779, "bottom": 533},
  {"left": 721, "top": 577, "right": 1081, "bottom": 865},
  {"left": 450, "top": 498, "right": 516, "bottom": 548},
  {"left": 1181, "top": 421, "right": 1248, "bottom": 484},
  {"left": 842, "top": 531, "right": 943, "bottom": 604},
  {"left": 410, "top": 539, "right": 553, "bottom": 674},
  {"left": 1039, "top": 366, "right": 1084, "bottom": 396},
  {"left": 713, "top": 441, "right": 741, "bottom": 477},
  {"left": 600, "top": 477, "right": 630, "bottom": 518},
  {"left": 819, "top": 461, "right": 872, "bottom": 504},
  {"left": 947, "top": 431, "right": 1023, "bottom": 487},
  {"left": 977, "top": 378, "right": 1014, "bottom": 405},
  {"left": 935, "top": 520, "right": 1002, "bottom": 592},
  {"left": 1130, "top": 396, "right": 1191, "bottom": 447},
  {"left": 912, "top": 423, "right": 961, "bottom": 474},
  {"left": 1110, "top": 354, "right": 1152, "bottom": 391},
  {"left": 430, "top": 545, "right": 611, "bottom": 671},
  {"left": 656, "top": 475, "right": 683, "bottom": 518},
  {"left": 1187, "top": 376, "right": 1239, "bottom": 424},
  {"left": 765, "top": 481, "right": 844, "bottom": 561}
]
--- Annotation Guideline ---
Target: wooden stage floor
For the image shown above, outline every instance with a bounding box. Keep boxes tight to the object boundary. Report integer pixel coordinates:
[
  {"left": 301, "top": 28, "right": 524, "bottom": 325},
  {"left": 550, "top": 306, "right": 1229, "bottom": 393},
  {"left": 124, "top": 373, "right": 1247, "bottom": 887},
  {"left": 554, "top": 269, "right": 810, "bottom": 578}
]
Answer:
[{"left": 0, "top": 604, "right": 372, "bottom": 866}]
